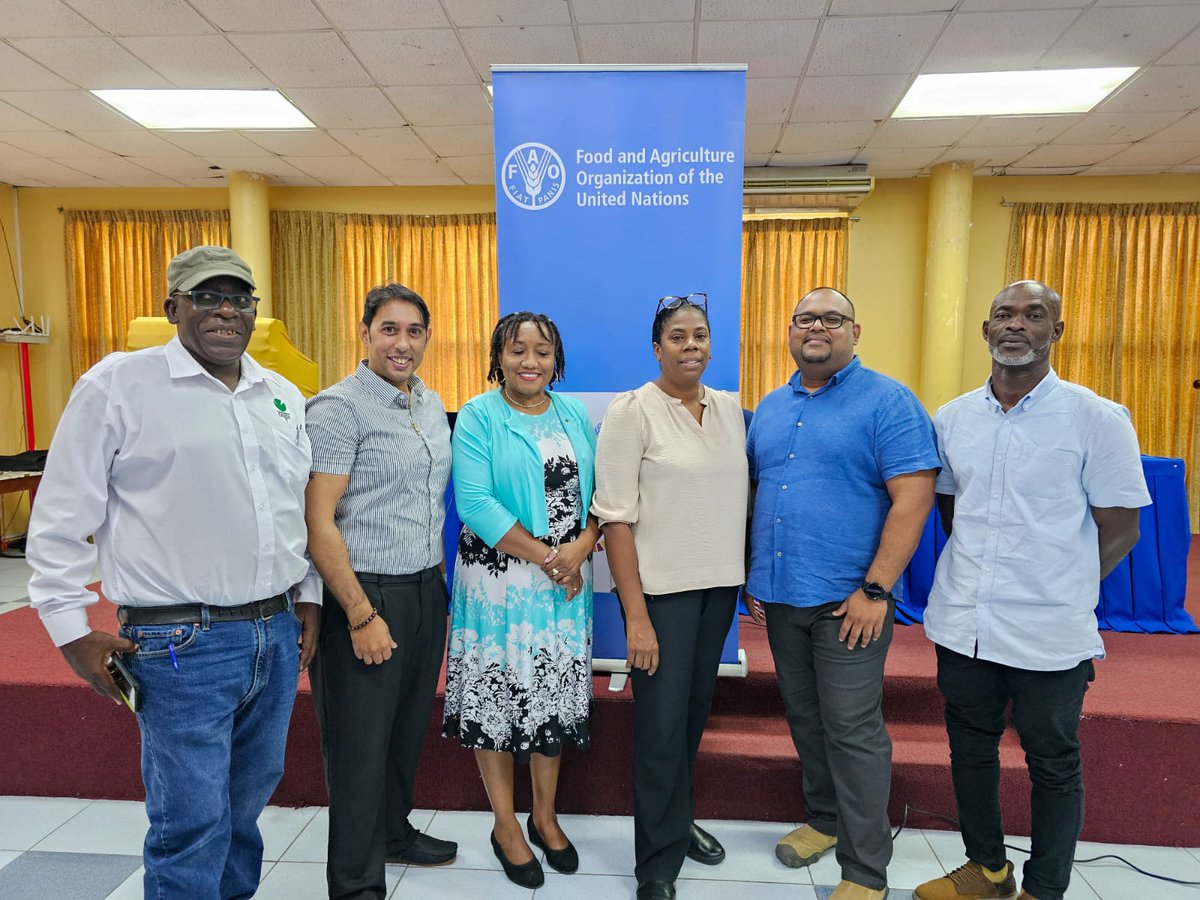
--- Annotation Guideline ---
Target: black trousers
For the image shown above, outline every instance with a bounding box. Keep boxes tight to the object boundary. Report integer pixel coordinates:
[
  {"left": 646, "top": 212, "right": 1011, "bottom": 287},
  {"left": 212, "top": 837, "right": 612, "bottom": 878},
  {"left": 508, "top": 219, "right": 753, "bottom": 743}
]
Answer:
[
  {"left": 310, "top": 569, "right": 448, "bottom": 900},
  {"left": 936, "top": 644, "right": 1094, "bottom": 900},
  {"left": 628, "top": 585, "right": 738, "bottom": 882}
]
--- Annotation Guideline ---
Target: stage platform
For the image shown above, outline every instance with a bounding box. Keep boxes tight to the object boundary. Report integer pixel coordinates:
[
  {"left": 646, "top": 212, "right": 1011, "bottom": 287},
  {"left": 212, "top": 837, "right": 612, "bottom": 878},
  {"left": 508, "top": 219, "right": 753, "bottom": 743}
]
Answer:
[{"left": 2, "top": 587, "right": 1198, "bottom": 850}]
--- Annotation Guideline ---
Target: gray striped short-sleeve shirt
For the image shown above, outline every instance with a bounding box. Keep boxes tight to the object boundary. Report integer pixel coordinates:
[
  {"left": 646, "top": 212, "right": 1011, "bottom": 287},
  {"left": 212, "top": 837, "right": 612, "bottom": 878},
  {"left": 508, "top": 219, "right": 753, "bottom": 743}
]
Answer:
[{"left": 306, "top": 362, "right": 452, "bottom": 575}]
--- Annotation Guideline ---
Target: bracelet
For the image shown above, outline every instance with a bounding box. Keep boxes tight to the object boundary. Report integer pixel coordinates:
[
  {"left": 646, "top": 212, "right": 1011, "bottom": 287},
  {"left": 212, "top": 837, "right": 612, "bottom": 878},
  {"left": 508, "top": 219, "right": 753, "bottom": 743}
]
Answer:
[{"left": 348, "top": 607, "right": 379, "bottom": 632}]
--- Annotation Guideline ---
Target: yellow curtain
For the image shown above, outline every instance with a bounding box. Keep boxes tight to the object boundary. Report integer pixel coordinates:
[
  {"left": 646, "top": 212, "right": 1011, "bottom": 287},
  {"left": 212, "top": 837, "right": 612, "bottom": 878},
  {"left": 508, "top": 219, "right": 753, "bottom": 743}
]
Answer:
[
  {"left": 1007, "top": 201, "right": 1200, "bottom": 529},
  {"left": 271, "top": 211, "right": 497, "bottom": 409},
  {"left": 740, "top": 217, "right": 849, "bottom": 409},
  {"left": 64, "top": 209, "right": 230, "bottom": 379}
]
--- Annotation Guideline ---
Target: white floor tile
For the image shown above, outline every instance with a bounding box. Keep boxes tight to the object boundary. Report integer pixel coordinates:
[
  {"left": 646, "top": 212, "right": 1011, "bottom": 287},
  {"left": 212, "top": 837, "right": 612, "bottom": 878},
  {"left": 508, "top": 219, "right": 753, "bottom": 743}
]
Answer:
[
  {"left": 104, "top": 866, "right": 145, "bottom": 899},
  {"left": 421, "top": 810, "right": 508, "bottom": 872},
  {"left": 255, "top": 860, "right": 354, "bottom": 899},
  {"left": 390, "top": 863, "right": 534, "bottom": 898},
  {"left": 0, "top": 850, "right": 20, "bottom": 871},
  {"left": 885, "top": 830, "right": 944, "bottom": 890},
  {"left": 1073, "top": 841, "right": 1200, "bottom": 900},
  {"left": 259, "top": 805, "right": 321, "bottom": 862},
  {"left": 281, "top": 808, "right": 436, "bottom": 863},
  {"left": 678, "top": 879, "right": 820, "bottom": 899},
  {"left": 32, "top": 799, "right": 148, "bottom": 855},
  {"left": 681, "top": 819, "right": 814, "bottom": 885},
  {"left": 535, "top": 872, "right": 639, "bottom": 898},
  {"left": 547, "top": 813, "right": 635, "bottom": 876},
  {"left": 1064, "top": 871, "right": 1103, "bottom": 899},
  {"left": 0, "top": 796, "right": 91, "bottom": 851}
]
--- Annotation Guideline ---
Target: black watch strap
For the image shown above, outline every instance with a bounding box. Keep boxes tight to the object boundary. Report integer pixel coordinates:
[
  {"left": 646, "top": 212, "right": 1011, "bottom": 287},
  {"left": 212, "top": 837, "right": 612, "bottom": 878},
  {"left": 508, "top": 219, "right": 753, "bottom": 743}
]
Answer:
[{"left": 860, "top": 580, "right": 892, "bottom": 601}]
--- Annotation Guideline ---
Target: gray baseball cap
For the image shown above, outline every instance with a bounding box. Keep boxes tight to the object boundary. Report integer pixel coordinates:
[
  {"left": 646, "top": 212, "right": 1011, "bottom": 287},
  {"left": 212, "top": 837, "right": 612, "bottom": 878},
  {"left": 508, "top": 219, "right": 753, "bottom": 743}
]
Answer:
[{"left": 167, "top": 245, "right": 256, "bottom": 293}]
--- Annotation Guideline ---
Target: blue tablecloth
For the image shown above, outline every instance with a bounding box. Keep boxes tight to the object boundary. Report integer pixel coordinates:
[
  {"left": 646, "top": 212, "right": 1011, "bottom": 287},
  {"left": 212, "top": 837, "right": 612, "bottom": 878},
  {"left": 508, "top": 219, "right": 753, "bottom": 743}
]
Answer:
[{"left": 897, "top": 455, "right": 1197, "bottom": 634}]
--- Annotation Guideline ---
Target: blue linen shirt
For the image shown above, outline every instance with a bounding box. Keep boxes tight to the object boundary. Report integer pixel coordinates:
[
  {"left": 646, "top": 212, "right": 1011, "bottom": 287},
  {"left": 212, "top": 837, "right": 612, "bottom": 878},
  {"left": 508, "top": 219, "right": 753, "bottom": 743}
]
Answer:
[
  {"left": 925, "top": 370, "right": 1151, "bottom": 671},
  {"left": 746, "top": 357, "right": 940, "bottom": 607}
]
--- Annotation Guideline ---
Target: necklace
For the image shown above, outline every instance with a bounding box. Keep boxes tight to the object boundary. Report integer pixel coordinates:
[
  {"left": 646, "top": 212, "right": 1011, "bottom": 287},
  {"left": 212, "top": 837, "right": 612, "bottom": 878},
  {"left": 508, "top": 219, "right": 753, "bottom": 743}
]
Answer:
[{"left": 503, "top": 385, "right": 550, "bottom": 410}]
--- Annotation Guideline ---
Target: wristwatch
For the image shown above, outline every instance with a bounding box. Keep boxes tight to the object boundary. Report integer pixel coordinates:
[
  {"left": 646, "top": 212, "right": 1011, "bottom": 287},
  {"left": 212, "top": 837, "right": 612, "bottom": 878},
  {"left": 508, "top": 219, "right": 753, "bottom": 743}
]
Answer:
[{"left": 860, "top": 580, "right": 893, "bottom": 602}]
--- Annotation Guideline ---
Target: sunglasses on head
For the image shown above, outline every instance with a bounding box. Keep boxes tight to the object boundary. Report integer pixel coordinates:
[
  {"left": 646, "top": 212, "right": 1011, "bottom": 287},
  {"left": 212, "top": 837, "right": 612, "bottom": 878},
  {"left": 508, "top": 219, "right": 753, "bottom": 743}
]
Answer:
[{"left": 655, "top": 292, "right": 708, "bottom": 314}]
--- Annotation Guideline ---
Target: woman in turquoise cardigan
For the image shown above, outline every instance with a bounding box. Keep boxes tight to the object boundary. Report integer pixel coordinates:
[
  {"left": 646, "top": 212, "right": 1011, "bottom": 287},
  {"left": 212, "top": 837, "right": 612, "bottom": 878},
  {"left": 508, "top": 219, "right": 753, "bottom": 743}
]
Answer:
[{"left": 443, "top": 311, "right": 599, "bottom": 890}]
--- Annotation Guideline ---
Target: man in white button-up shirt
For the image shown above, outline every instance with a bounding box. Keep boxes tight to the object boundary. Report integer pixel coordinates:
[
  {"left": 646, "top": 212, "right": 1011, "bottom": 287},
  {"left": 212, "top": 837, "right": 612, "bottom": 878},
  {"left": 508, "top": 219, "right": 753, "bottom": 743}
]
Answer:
[
  {"left": 27, "top": 246, "right": 320, "bottom": 899},
  {"left": 914, "top": 281, "right": 1149, "bottom": 900}
]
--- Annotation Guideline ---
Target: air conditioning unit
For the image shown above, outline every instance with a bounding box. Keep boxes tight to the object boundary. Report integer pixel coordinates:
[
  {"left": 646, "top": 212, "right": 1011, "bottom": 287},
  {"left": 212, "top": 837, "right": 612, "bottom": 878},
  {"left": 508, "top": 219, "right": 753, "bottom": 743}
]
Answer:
[{"left": 743, "top": 165, "right": 874, "bottom": 211}]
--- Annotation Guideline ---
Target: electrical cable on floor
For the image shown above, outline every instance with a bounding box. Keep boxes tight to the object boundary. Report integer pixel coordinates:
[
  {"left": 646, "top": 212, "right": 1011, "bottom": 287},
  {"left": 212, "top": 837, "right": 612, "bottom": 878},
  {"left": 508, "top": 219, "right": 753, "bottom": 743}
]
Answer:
[{"left": 893, "top": 803, "right": 1200, "bottom": 888}]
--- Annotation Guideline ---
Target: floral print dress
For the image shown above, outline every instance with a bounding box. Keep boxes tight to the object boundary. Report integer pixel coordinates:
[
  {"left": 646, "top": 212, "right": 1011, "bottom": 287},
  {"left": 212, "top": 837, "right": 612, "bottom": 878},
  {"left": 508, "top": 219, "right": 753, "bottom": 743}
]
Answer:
[{"left": 442, "top": 409, "right": 593, "bottom": 762}]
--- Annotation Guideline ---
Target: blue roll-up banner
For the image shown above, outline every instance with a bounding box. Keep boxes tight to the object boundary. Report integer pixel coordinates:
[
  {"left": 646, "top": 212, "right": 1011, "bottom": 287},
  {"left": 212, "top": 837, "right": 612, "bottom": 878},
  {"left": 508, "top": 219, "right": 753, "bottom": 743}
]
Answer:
[{"left": 492, "top": 65, "right": 748, "bottom": 673}]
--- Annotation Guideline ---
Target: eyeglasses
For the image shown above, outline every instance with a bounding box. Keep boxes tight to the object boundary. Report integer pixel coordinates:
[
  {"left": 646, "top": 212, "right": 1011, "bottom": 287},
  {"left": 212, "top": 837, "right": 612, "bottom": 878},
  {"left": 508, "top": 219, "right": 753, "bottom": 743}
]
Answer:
[
  {"left": 176, "top": 290, "right": 260, "bottom": 313},
  {"left": 656, "top": 292, "right": 708, "bottom": 314},
  {"left": 791, "top": 312, "right": 853, "bottom": 330}
]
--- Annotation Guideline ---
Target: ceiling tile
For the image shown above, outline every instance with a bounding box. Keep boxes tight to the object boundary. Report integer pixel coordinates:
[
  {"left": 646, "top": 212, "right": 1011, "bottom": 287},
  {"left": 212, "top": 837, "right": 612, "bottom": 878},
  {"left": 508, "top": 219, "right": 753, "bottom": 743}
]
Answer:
[
  {"left": 283, "top": 87, "right": 405, "bottom": 129},
  {"left": 0, "top": 90, "right": 140, "bottom": 129},
  {"left": 934, "top": 145, "right": 1037, "bottom": 167},
  {"left": 326, "top": 127, "right": 434, "bottom": 160},
  {"left": 1085, "top": 165, "right": 1176, "bottom": 176},
  {"left": 124, "top": 156, "right": 226, "bottom": 179},
  {"left": 459, "top": 25, "right": 578, "bottom": 69},
  {"left": 745, "top": 122, "right": 784, "bottom": 154},
  {"left": 361, "top": 156, "right": 459, "bottom": 179},
  {"left": 768, "top": 148, "right": 859, "bottom": 167},
  {"left": 853, "top": 146, "right": 945, "bottom": 170},
  {"left": 242, "top": 130, "right": 350, "bottom": 156},
  {"left": 229, "top": 32, "right": 374, "bottom": 87},
  {"left": 1001, "top": 166, "right": 1087, "bottom": 176},
  {"left": 0, "top": 141, "right": 36, "bottom": 159},
  {"left": 441, "top": 154, "right": 494, "bottom": 183},
  {"left": 0, "top": 99, "right": 53, "bottom": 130},
  {"left": 574, "top": 0, "right": 695, "bottom": 23},
  {"left": 577, "top": 23, "right": 692, "bottom": 65},
  {"left": 384, "top": 84, "right": 492, "bottom": 126},
  {"left": 315, "top": 0, "right": 448, "bottom": 29},
  {"left": 958, "top": 0, "right": 1084, "bottom": 9},
  {"left": 12, "top": 37, "right": 173, "bottom": 89},
  {"left": 1040, "top": 6, "right": 1200, "bottom": 67},
  {"left": 72, "top": 130, "right": 195, "bottom": 157},
  {"left": 158, "top": 131, "right": 269, "bottom": 155},
  {"left": 958, "top": 115, "right": 1082, "bottom": 147},
  {"left": 744, "top": 153, "right": 771, "bottom": 166},
  {"left": 1158, "top": 23, "right": 1200, "bottom": 65},
  {"left": 440, "top": 0, "right": 571, "bottom": 27},
  {"left": 284, "top": 155, "right": 391, "bottom": 185},
  {"left": 808, "top": 15, "right": 946, "bottom": 76},
  {"left": 702, "top": 0, "right": 823, "bottom": 18},
  {"left": 0, "top": 1, "right": 99, "bottom": 37},
  {"left": 342, "top": 29, "right": 477, "bottom": 85},
  {"left": 1018, "top": 143, "right": 1129, "bottom": 167},
  {"left": 866, "top": 117, "right": 977, "bottom": 148},
  {"left": 923, "top": 10, "right": 1080, "bottom": 73},
  {"left": 0, "top": 131, "right": 115, "bottom": 157},
  {"left": 746, "top": 78, "right": 798, "bottom": 124},
  {"left": 0, "top": 42, "right": 74, "bottom": 89},
  {"left": 116, "top": 35, "right": 269, "bottom": 89},
  {"left": 830, "top": 0, "right": 954, "bottom": 12},
  {"left": 698, "top": 20, "right": 819, "bottom": 78},
  {"left": 55, "top": 156, "right": 179, "bottom": 184},
  {"left": 1147, "top": 108, "right": 1200, "bottom": 142},
  {"left": 390, "top": 174, "right": 463, "bottom": 186},
  {"left": 777, "top": 121, "right": 878, "bottom": 154},
  {"left": 1092, "top": 142, "right": 1200, "bottom": 167},
  {"left": 1097, "top": 65, "right": 1200, "bottom": 112},
  {"left": 411, "top": 124, "right": 492, "bottom": 157},
  {"left": 0, "top": 158, "right": 102, "bottom": 185},
  {"left": 184, "top": 0, "right": 331, "bottom": 32},
  {"left": 200, "top": 156, "right": 310, "bottom": 179},
  {"left": 67, "top": 0, "right": 215, "bottom": 35},
  {"left": 1055, "top": 111, "right": 1185, "bottom": 144},
  {"left": 791, "top": 74, "right": 909, "bottom": 121}
]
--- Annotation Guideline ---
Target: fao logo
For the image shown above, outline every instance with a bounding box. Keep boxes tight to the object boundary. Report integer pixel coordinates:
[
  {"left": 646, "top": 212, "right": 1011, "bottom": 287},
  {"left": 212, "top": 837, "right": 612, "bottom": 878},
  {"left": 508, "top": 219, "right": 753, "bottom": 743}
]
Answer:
[{"left": 501, "top": 142, "right": 565, "bottom": 210}]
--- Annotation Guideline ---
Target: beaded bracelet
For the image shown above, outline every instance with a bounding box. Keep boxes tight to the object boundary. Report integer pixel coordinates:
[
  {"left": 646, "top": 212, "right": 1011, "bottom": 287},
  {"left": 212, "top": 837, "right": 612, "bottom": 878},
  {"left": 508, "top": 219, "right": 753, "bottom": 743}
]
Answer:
[{"left": 348, "top": 607, "right": 379, "bottom": 632}]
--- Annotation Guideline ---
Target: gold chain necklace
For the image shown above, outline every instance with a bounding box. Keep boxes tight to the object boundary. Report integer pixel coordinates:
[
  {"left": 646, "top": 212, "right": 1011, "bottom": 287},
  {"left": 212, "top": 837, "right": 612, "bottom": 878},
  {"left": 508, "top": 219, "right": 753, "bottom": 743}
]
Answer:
[{"left": 503, "top": 385, "right": 550, "bottom": 410}]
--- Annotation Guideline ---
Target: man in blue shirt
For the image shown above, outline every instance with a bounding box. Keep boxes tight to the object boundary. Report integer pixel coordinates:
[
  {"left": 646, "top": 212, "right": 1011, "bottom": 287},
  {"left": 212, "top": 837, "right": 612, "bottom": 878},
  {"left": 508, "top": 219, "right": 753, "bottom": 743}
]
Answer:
[
  {"left": 914, "top": 282, "right": 1148, "bottom": 900},
  {"left": 746, "top": 287, "right": 939, "bottom": 900}
]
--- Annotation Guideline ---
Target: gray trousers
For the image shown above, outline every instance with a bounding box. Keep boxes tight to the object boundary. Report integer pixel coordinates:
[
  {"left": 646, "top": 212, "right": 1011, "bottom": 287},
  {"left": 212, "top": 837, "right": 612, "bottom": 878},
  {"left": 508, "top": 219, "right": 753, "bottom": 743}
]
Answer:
[{"left": 765, "top": 600, "right": 894, "bottom": 890}]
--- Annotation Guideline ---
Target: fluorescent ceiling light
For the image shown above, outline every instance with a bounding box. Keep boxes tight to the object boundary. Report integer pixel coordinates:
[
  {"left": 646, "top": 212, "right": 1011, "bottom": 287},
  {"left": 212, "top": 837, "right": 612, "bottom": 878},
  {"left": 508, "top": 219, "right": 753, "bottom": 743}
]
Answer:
[
  {"left": 92, "top": 89, "right": 314, "bottom": 129},
  {"left": 893, "top": 67, "right": 1138, "bottom": 118}
]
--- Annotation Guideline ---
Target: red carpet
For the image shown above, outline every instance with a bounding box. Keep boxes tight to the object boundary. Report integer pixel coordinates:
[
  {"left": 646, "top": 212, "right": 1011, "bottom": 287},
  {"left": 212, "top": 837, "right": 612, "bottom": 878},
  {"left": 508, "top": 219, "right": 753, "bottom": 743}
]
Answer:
[{"left": 2, "top": 562, "right": 1198, "bottom": 847}]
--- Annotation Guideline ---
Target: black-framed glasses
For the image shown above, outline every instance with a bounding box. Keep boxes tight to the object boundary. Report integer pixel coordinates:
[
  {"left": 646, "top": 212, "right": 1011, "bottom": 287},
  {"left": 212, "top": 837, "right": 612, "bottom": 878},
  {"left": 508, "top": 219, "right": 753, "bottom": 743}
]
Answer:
[
  {"left": 791, "top": 312, "right": 853, "bottom": 330},
  {"left": 176, "top": 290, "right": 260, "bottom": 313},
  {"left": 656, "top": 292, "right": 708, "bottom": 314}
]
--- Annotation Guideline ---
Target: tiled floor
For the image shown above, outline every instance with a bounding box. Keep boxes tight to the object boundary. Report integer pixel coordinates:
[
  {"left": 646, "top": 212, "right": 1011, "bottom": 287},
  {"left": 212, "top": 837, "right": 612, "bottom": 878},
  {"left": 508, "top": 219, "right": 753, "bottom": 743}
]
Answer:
[
  {"left": 0, "top": 796, "right": 1196, "bottom": 899},
  {"left": 3, "top": 556, "right": 1199, "bottom": 897}
]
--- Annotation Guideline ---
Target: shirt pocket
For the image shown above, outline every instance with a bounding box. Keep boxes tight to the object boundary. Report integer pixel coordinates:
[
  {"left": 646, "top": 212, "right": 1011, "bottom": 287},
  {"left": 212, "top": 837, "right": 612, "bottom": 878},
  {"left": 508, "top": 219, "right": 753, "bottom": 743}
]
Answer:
[{"left": 1011, "top": 444, "right": 1083, "bottom": 501}]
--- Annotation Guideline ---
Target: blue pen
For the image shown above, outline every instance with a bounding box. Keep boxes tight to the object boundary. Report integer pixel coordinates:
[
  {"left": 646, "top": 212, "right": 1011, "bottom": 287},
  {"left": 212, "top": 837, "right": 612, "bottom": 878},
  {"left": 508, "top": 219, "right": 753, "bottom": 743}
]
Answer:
[{"left": 168, "top": 642, "right": 179, "bottom": 672}]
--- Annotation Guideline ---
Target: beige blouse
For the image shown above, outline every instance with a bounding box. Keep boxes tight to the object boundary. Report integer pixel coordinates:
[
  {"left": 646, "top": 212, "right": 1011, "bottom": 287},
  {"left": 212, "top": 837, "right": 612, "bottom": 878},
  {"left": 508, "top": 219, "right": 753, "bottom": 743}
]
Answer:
[{"left": 591, "top": 381, "right": 749, "bottom": 596}]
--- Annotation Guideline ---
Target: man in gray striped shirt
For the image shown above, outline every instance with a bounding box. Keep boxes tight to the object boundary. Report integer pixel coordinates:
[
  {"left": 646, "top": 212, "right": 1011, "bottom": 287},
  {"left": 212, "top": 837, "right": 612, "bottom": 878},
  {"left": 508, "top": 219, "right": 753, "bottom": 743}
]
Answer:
[{"left": 305, "top": 283, "right": 456, "bottom": 900}]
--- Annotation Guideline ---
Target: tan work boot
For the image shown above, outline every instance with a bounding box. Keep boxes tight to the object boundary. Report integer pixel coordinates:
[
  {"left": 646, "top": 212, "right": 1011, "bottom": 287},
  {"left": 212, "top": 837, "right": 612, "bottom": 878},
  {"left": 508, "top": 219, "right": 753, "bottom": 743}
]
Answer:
[
  {"left": 829, "top": 880, "right": 889, "bottom": 899},
  {"left": 774, "top": 823, "right": 836, "bottom": 868},
  {"left": 913, "top": 861, "right": 1017, "bottom": 899}
]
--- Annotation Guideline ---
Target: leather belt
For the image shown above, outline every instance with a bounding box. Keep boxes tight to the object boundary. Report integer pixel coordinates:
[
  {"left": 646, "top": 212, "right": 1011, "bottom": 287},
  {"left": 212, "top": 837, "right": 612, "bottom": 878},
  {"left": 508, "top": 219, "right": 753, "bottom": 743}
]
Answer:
[
  {"left": 118, "top": 593, "right": 290, "bottom": 626},
  {"left": 355, "top": 567, "right": 440, "bottom": 585}
]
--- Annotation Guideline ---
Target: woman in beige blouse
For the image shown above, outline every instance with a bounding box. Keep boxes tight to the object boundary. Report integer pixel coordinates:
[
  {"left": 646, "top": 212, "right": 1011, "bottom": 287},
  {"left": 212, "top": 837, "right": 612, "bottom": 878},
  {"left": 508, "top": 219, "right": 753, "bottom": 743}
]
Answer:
[{"left": 591, "top": 294, "right": 750, "bottom": 900}]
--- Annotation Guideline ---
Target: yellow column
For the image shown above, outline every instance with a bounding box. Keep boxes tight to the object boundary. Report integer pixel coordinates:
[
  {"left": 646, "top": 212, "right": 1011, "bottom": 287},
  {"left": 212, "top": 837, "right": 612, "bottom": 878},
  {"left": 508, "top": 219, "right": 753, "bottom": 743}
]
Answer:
[
  {"left": 919, "top": 160, "right": 974, "bottom": 410},
  {"left": 228, "top": 171, "right": 272, "bottom": 316}
]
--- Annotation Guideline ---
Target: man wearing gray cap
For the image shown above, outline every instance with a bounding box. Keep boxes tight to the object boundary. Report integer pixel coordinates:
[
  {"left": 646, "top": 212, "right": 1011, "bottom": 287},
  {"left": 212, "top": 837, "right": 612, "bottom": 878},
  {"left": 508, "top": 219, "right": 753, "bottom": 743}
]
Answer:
[{"left": 27, "top": 245, "right": 320, "bottom": 898}]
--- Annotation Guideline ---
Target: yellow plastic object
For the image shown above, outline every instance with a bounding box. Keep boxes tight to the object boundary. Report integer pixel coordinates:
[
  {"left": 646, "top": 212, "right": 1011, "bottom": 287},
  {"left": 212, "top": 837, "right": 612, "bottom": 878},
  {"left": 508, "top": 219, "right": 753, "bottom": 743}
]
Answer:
[{"left": 125, "top": 316, "right": 320, "bottom": 398}]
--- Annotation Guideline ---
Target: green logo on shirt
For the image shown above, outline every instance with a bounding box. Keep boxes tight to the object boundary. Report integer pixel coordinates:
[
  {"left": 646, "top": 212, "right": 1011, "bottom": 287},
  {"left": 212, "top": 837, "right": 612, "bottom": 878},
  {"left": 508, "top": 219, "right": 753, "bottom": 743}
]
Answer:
[{"left": 274, "top": 398, "right": 287, "bottom": 412}]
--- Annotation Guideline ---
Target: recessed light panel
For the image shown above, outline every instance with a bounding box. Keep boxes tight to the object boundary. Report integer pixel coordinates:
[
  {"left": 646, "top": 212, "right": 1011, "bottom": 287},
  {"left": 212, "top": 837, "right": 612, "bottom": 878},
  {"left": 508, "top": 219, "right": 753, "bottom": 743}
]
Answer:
[
  {"left": 893, "top": 68, "right": 1139, "bottom": 118},
  {"left": 92, "top": 90, "right": 314, "bottom": 129}
]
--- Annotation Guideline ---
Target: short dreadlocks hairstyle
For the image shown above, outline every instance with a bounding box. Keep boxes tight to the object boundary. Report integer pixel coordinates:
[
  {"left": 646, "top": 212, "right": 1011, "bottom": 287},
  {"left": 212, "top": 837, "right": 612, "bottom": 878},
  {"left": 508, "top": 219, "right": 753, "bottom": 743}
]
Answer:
[{"left": 486, "top": 311, "right": 566, "bottom": 386}]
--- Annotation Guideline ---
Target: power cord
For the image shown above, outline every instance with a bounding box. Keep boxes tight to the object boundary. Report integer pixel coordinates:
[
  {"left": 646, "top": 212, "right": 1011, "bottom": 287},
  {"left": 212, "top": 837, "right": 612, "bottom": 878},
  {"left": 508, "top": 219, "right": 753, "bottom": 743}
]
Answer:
[{"left": 893, "top": 803, "right": 1200, "bottom": 888}]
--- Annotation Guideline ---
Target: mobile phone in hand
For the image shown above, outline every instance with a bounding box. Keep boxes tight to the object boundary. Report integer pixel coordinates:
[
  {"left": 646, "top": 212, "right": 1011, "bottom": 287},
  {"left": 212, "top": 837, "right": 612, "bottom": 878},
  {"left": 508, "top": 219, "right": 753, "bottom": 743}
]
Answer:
[{"left": 107, "top": 653, "right": 142, "bottom": 713}]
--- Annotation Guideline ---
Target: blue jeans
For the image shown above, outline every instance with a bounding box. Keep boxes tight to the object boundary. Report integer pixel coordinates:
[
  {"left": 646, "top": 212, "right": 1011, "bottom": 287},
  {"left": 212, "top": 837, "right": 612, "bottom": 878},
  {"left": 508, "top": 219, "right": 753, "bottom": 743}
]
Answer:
[{"left": 120, "top": 604, "right": 301, "bottom": 900}]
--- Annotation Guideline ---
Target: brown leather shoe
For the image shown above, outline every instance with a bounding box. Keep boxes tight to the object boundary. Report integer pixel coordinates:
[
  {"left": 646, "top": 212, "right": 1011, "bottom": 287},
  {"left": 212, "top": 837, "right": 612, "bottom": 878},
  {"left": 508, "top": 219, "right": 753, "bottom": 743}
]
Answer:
[{"left": 914, "top": 860, "right": 1017, "bottom": 899}]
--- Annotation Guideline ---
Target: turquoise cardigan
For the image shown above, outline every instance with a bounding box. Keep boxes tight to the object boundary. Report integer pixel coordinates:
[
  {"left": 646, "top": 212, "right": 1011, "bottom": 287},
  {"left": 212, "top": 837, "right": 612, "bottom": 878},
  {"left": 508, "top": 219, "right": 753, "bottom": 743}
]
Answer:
[{"left": 452, "top": 388, "right": 597, "bottom": 548}]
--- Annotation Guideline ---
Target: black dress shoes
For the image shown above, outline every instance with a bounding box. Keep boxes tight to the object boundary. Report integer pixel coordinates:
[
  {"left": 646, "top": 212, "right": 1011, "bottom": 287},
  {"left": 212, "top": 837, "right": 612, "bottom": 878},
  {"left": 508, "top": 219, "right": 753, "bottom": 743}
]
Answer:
[
  {"left": 491, "top": 830, "right": 545, "bottom": 889},
  {"left": 526, "top": 814, "right": 579, "bottom": 874},
  {"left": 636, "top": 880, "right": 676, "bottom": 899},
  {"left": 686, "top": 822, "right": 725, "bottom": 865},
  {"left": 385, "top": 831, "right": 457, "bottom": 866}
]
